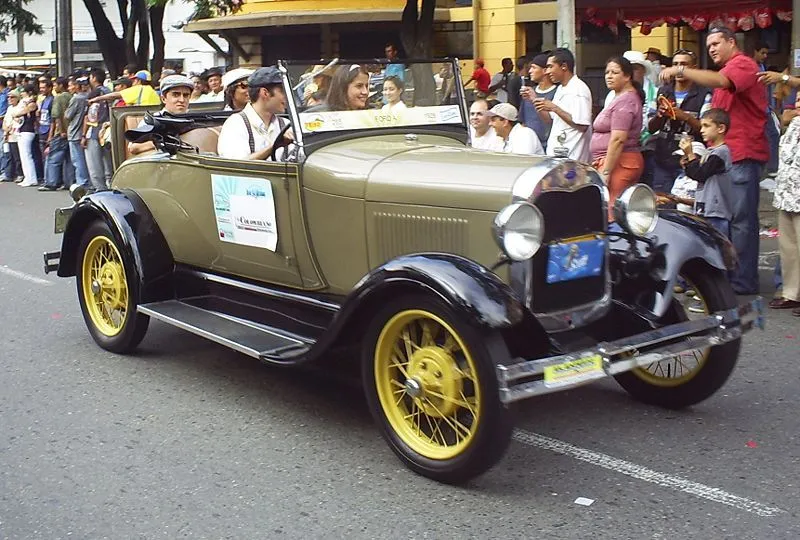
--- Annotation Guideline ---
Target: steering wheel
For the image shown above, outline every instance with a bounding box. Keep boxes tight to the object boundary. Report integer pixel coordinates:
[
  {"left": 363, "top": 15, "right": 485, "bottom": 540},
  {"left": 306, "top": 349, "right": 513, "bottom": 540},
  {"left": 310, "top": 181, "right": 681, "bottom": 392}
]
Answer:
[{"left": 270, "top": 122, "right": 293, "bottom": 162}]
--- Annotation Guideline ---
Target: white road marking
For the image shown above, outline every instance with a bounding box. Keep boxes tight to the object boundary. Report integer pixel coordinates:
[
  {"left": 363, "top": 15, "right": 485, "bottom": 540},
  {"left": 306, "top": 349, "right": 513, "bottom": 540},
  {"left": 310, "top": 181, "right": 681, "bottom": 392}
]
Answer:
[
  {"left": 0, "top": 265, "right": 54, "bottom": 286},
  {"left": 512, "top": 429, "right": 783, "bottom": 517}
]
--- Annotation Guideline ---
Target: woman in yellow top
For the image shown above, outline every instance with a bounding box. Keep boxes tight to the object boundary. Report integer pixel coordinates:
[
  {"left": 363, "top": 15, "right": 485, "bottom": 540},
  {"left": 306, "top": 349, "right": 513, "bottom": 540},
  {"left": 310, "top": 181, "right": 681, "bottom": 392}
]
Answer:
[{"left": 87, "top": 70, "right": 161, "bottom": 107}]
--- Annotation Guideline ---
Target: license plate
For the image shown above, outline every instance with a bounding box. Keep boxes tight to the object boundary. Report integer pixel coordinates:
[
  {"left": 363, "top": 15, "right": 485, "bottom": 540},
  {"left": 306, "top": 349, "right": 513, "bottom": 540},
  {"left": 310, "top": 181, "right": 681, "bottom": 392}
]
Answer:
[
  {"left": 54, "top": 206, "right": 74, "bottom": 234},
  {"left": 543, "top": 354, "right": 604, "bottom": 389},
  {"left": 546, "top": 237, "right": 605, "bottom": 284}
]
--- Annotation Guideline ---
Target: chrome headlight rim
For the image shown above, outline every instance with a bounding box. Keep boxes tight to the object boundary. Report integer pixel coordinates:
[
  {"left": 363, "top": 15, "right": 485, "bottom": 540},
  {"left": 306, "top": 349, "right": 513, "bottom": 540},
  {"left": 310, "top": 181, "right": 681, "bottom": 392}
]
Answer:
[
  {"left": 493, "top": 202, "right": 545, "bottom": 262},
  {"left": 614, "top": 184, "right": 658, "bottom": 236}
]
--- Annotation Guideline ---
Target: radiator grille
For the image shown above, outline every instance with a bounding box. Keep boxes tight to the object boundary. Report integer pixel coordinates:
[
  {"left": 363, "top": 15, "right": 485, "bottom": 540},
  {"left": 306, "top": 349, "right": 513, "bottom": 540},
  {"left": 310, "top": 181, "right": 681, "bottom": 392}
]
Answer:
[
  {"left": 373, "top": 212, "right": 468, "bottom": 263},
  {"left": 529, "top": 186, "right": 607, "bottom": 313}
]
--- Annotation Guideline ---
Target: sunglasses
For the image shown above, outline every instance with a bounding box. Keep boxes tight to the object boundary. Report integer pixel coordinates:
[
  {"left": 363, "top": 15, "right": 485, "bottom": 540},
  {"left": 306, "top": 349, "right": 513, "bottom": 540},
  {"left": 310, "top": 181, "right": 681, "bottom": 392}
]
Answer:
[
  {"left": 235, "top": 81, "right": 249, "bottom": 89},
  {"left": 674, "top": 49, "right": 697, "bottom": 58}
]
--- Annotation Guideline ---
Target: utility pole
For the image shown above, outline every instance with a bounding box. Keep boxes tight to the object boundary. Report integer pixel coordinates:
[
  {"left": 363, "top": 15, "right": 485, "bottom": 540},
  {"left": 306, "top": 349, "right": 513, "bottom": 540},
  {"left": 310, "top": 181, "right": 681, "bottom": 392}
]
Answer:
[
  {"left": 56, "top": 0, "right": 73, "bottom": 75},
  {"left": 556, "top": 0, "right": 575, "bottom": 51}
]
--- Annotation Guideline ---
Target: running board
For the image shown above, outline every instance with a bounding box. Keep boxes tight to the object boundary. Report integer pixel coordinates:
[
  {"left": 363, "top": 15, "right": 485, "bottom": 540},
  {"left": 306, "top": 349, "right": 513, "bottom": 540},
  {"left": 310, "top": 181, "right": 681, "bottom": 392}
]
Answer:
[{"left": 138, "top": 300, "right": 312, "bottom": 363}]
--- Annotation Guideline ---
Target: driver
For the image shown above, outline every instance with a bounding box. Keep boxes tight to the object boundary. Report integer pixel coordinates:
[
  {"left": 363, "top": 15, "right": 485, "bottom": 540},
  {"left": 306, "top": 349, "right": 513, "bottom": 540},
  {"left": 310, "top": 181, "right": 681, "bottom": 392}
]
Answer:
[
  {"left": 128, "top": 74, "right": 194, "bottom": 156},
  {"left": 217, "top": 66, "right": 291, "bottom": 160}
]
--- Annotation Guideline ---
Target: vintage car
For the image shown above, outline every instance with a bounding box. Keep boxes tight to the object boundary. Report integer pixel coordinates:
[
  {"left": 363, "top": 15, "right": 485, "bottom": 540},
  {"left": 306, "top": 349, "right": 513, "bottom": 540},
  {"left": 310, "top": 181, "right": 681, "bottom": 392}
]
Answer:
[{"left": 43, "top": 59, "right": 763, "bottom": 484}]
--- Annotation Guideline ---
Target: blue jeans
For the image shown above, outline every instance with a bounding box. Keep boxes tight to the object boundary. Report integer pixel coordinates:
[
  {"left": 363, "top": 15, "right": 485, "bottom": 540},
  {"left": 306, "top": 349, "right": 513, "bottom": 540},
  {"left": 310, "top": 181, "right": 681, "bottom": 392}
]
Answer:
[
  {"left": 729, "top": 159, "right": 764, "bottom": 294},
  {"left": 705, "top": 216, "right": 731, "bottom": 239},
  {"left": 651, "top": 161, "right": 681, "bottom": 194},
  {"left": 0, "top": 137, "right": 9, "bottom": 178},
  {"left": 44, "top": 136, "right": 75, "bottom": 188},
  {"left": 68, "top": 140, "right": 90, "bottom": 187}
]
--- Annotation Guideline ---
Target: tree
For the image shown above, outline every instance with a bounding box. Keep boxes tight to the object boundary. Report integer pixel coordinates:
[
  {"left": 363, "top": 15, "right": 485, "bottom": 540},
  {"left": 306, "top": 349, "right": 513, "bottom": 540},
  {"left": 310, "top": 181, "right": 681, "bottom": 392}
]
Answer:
[
  {"left": 400, "top": 0, "right": 437, "bottom": 105},
  {"left": 0, "top": 0, "right": 42, "bottom": 42}
]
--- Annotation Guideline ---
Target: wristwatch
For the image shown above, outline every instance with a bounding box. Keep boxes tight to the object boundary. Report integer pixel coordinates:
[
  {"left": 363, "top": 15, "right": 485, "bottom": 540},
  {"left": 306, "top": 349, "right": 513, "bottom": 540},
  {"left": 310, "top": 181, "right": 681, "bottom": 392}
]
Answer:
[{"left": 782, "top": 74, "right": 790, "bottom": 83}]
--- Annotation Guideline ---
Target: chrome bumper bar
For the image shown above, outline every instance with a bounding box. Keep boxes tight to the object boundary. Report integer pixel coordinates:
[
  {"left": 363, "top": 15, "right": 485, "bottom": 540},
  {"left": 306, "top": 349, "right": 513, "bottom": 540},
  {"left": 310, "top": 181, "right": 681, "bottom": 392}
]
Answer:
[{"left": 497, "top": 298, "right": 764, "bottom": 404}]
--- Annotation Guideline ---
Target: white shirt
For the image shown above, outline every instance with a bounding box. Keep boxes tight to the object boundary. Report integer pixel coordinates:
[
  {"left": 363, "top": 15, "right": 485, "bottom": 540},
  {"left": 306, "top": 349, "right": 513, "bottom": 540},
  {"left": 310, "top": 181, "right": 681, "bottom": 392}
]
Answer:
[
  {"left": 469, "top": 126, "right": 501, "bottom": 151},
  {"left": 195, "top": 90, "right": 224, "bottom": 103},
  {"left": 546, "top": 75, "right": 592, "bottom": 162},
  {"left": 381, "top": 101, "right": 407, "bottom": 113},
  {"left": 500, "top": 123, "right": 544, "bottom": 155},
  {"left": 217, "top": 103, "right": 282, "bottom": 160}
]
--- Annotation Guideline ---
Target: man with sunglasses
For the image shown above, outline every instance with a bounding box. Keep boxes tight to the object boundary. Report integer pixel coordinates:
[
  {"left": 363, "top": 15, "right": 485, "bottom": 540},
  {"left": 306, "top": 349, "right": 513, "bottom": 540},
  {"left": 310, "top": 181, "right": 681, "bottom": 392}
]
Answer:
[
  {"left": 217, "top": 66, "right": 292, "bottom": 161},
  {"left": 660, "top": 27, "right": 768, "bottom": 295},
  {"left": 648, "top": 49, "right": 712, "bottom": 194}
]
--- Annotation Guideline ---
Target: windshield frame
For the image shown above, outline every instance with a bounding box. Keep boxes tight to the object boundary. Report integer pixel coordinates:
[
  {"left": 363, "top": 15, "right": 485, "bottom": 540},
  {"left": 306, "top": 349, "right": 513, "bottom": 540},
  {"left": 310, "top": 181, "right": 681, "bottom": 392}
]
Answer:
[{"left": 278, "top": 58, "right": 469, "bottom": 153}]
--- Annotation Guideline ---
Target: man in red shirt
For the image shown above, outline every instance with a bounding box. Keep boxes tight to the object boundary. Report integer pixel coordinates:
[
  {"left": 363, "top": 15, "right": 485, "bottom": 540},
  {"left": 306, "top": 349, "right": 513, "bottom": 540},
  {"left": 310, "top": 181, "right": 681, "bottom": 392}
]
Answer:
[
  {"left": 464, "top": 58, "right": 491, "bottom": 98},
  {"left": 660, "top": 27, "right": 767, "bottom": 294}
]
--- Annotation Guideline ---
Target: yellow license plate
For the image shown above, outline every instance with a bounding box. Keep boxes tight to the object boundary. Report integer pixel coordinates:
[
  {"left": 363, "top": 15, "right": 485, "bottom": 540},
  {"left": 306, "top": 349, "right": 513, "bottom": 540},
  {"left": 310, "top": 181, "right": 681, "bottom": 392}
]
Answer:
[{"left": 543, "top": 354, "right": 603, "bottom": 388}]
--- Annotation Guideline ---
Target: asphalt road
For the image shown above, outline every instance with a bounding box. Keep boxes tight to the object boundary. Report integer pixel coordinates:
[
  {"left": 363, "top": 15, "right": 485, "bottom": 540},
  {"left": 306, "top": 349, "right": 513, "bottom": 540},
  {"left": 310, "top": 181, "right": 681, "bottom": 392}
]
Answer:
[{"left": 1, "top": 183, "right": 799, "bottom": 539}]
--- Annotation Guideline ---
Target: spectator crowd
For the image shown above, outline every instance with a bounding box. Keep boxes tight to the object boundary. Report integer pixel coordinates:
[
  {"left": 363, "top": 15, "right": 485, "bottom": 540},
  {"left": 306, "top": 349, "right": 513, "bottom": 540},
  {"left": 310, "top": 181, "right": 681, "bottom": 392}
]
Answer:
[{"left": 464, "top": 27, "right": 800, "bottom": 314}]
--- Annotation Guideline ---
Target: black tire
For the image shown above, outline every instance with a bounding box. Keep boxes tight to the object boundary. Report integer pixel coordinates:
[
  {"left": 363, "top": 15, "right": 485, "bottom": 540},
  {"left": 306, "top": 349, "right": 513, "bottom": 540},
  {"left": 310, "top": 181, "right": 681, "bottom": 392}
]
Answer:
[
  {"left": 362, "top": 294, "right": 513, "bottom": 484},
  {"left": 76, "top": 220, "right": 149, "bottom": 353},
  {"left": 614, "top": 265, "right": 740, "bottom": 409}
]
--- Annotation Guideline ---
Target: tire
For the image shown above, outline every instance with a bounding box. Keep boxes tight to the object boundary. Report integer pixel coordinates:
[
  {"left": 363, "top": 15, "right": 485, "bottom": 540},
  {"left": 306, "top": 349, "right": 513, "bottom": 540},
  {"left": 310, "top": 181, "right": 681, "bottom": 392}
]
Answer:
[
  {"left": 76, "top": 220, "right": 149, "bottom": 353},
  {"left": 614, "top": 264, "right": 740, "bottom": 409},
  {"left": 362, "top": 294, "right": 513, "bottom": 484}
]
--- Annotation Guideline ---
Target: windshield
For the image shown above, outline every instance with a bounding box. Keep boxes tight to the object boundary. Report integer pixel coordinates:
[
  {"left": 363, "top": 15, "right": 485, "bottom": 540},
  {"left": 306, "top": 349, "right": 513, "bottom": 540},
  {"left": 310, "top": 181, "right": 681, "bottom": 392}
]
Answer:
[{"left": 286, "top": 59, "right": 466, "bottom": 136}]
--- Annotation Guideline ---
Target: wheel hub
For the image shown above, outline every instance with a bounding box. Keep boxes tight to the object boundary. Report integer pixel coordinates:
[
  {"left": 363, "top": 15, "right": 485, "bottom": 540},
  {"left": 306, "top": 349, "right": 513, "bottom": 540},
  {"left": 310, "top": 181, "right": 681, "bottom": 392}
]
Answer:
[
  {"left": 406, "top": 346, "right": 463, "bottom": 417},
  {"left": 97, "top": 261, "right": 125, "bottom": 309}
]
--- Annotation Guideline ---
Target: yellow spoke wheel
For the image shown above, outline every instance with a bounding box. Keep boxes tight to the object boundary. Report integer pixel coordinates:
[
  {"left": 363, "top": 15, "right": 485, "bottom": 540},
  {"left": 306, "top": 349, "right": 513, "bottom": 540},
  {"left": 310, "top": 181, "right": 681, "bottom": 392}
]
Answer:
[
  {"left": 632, "top": 275, "right": 709, "bottom": 387},
  {"left": 76, "top": 221, "right": 149, "bottom": 354},
  {"left": 374, "top": 309, "right": 481, "bottom": 460},
  {"left": 81, "top": 235, "right": 129, "bottom": 336},
  {"left": 613, "top": 265, "right": 741, "bottom": 409}
]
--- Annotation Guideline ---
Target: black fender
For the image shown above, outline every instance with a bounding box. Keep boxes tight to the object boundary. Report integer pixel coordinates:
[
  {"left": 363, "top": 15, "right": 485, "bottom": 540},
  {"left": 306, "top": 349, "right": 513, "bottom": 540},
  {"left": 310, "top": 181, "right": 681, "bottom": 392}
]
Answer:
[
  {"left": 309, "top": 253, "right": 551, "bottom": 362},
  {"left": 613, "top": 210, "right": 734, "bottom": 320},
  {"left": 57, "top": 189, "right": 174, "bottom": 304}
]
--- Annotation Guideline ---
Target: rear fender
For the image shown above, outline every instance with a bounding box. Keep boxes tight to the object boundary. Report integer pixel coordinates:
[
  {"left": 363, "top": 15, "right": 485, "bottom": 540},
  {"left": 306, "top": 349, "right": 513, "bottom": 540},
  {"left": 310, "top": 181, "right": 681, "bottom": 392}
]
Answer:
[{"left": 58, "top": 189, "right": 174, "bottom": 304}]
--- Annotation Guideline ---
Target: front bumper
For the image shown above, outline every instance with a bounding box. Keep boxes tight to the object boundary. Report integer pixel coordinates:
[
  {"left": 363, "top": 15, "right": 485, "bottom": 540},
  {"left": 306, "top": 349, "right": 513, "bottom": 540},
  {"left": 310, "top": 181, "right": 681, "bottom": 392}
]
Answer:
[{"left": 497, "top": 298, "right": 764, "bottom": 404}]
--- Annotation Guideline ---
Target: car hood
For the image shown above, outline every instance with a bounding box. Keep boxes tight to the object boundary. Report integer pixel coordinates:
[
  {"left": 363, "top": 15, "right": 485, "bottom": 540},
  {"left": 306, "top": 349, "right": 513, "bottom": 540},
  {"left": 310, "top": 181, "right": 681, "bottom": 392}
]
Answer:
[{"left": 303, "top": 134, "right": 545, "bottom": 211}]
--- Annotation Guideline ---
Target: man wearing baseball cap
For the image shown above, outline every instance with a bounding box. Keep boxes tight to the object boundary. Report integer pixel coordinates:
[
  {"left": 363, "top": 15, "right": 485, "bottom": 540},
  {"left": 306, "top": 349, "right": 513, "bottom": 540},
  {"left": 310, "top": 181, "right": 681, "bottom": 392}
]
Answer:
[
  {"left": 128, "top": 75, "right": 194, "bottom": 157},
  {"left": 89, "top": 69, "right": 160, "bottom": 107},
  {"left": 486, "top": 102, "right": 543, "bottom": 155},
  {"left": 217, "top": 66, "right": 292, "bottom": 161}
]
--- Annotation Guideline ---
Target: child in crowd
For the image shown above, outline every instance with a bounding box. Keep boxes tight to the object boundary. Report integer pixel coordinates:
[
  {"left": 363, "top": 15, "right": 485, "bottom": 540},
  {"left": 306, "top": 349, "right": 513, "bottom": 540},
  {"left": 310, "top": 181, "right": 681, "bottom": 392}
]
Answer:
[{"left": 678, "top": 108, "right": 733, "bottom": 238}]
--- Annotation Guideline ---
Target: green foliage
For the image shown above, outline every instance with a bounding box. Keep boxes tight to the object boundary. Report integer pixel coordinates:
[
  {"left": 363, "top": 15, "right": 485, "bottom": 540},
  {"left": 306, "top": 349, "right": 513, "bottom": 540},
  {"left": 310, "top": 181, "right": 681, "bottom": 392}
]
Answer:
[
  {"left": 146, "top": 0, "right": 243, "bottom": 20},
  {"left": 0, "top": 0, "right": 43, "bottom": 41}
]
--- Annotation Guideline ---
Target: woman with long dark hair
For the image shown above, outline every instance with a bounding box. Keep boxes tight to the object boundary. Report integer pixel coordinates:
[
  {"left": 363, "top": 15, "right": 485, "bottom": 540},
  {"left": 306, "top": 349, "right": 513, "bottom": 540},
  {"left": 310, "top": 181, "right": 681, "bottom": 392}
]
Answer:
[
  {"left": 591, "top": 56, "right": 645, "bottom": 216},
  {"left": 222, "top": 68, "right": 253, "bottom": 112},
  {"left": 325, "top": 65, "right": 370, "bottom": 111}
]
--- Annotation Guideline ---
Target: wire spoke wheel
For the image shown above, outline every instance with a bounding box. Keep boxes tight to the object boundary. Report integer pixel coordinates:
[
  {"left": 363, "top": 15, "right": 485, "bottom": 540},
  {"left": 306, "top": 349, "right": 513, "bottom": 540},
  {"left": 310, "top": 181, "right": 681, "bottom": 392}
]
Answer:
[
  {"left": 374, "top": 310, "right": 481, "bottom": 460},
  {"left": 634, "top": 274, "right": 710, "bottom": 387},
  {"left": 81, "top": 236, "right": 129, "bottom": 337}
]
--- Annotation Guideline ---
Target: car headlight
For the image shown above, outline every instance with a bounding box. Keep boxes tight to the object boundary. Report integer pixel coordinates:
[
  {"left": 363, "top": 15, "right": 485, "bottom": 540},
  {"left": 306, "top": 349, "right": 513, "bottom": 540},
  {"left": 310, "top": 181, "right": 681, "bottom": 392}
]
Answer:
[
  {"left": 493, "top": 202, "right": 544, "bottom": 261},
  {"left": 614, "top": 184, "right": 657, "bottom": 236}
]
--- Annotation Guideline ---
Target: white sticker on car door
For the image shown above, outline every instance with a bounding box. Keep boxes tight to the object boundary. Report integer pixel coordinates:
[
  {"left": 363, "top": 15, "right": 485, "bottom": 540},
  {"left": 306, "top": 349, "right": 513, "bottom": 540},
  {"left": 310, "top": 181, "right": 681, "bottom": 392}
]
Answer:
[{"left": 211, "top": 174, "right": 278, "bottom": 251}]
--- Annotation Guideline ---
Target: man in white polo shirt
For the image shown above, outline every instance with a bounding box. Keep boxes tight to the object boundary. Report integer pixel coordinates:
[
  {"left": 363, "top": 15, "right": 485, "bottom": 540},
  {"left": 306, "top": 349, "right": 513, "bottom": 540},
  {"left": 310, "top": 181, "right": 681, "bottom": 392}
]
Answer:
[
  {"left": 534, "top": 47, "right": 592, "bottom": 161},
  {"left": 217, "top": 66, "right": 291, "bottom": 161},
  {"left": 486, "top": 102, "right": 543, "bottom": 155},
  {"left": 468, "top": 98, "right": 500, "bottom": 151}
]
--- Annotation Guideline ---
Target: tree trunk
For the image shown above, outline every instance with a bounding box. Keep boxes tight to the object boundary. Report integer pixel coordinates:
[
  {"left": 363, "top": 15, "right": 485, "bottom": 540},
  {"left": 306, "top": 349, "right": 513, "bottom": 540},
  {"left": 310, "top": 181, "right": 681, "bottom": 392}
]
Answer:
[
  {"left": 400, "top": 0, "right": 437, "bottom": 106},
  {"left": 149, "top": 5, "right": 166, "bottom": 79},
  {"left": 83, "top": 0, "right": 126, "bottom": 76},
  {"left": 136, "top": 6, "right": 151, "bottom": 69}
]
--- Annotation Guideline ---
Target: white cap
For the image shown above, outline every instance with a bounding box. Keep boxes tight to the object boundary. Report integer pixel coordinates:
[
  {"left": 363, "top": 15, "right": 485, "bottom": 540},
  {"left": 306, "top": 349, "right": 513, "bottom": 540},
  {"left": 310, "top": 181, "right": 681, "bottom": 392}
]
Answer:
[
  {"left": 623, "top": 50, "right": 647, "bottom": 66},
  {"left": 485, "top": 102, "right": 518, "bottom": 122},
  {"left": 222, "top": 68, "right": 254, "bottom": 90}
]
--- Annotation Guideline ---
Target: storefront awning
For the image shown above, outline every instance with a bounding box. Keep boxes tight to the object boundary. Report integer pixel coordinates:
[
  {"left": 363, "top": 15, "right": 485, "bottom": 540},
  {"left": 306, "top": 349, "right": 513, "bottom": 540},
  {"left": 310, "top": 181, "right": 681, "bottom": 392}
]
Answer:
[
  {"left": 185, "top": 8, "right": 451, "bottom": 34},
  {"left": 576, "top": 0, "right": 791, "bottom": 33}
]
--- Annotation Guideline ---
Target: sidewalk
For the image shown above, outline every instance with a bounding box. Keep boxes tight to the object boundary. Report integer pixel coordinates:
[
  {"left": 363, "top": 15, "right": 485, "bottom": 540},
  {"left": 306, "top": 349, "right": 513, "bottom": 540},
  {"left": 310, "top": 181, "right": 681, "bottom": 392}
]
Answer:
[{"left": 759, "top": 184, "right": 777, "bottom": 230}]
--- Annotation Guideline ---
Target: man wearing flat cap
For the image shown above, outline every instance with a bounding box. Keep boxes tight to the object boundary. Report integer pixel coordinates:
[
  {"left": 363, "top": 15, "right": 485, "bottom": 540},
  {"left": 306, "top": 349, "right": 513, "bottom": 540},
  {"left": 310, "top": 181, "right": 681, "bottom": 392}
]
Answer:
[
  {"left": 128, "top": 74, "right": 195, "bottom": 157},
  {"left": 486, "top": 103, "right": 543, "bottom": 155},
  {"left": 217, "top": 66, "right": 292, "bottom": 161}
]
